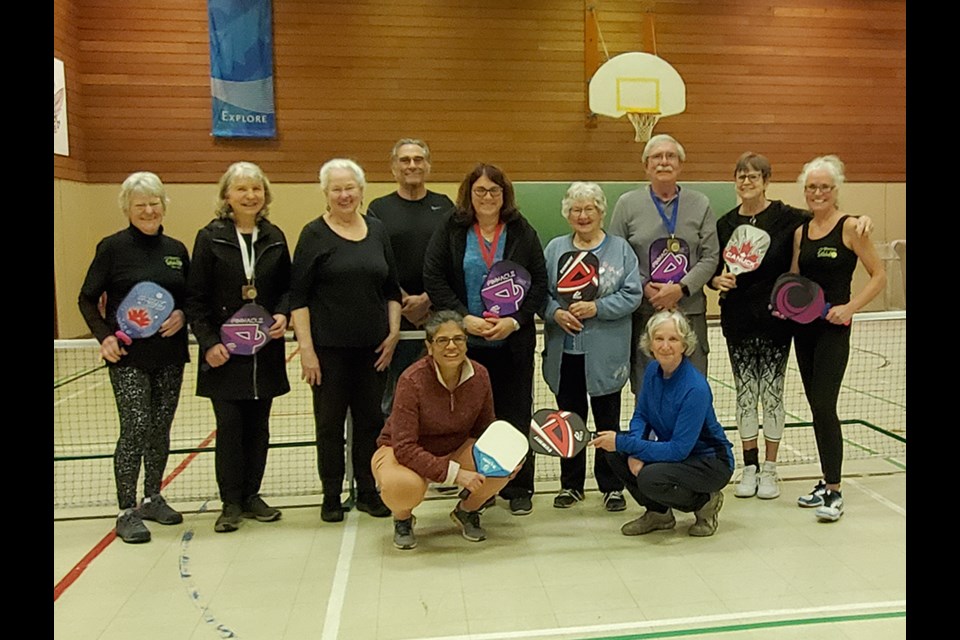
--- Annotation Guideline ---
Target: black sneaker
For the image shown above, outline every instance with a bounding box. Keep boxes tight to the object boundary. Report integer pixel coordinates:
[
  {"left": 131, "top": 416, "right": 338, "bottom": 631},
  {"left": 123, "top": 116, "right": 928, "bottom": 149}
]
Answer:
[
  {"left": 242, "top": 494, "right": 281, "bottom": 522},
  {"left": 509, "top": 495, "right": 533, "bottom": 516},
  {"left": 815, "top": 489, "right": 844, "bottom": 522},
  {"left": 450, "top": 503, "right": 486, "bottom": 542},
  {"left": 603, "top": 490, "right": 627, "bottom": 512},
  {"left": 356, "top": 491, "right": 391, "bottom": 518},
  {"left": 138, "top": 494, "right": 183, "bottom": 525},
  {"left": 116, "top": 509, "right": 151, "bottom": 544},
  {"left": 393, "top": 517, "right": 417, "bottom": 550},
  {"left": 478, "top": 495, "right": 497, "bottom": 512},
  {"left": 797, "top": 480, "right": 827, "bottom": 508},
  {"left": 321, "top": 495, "right": 344, "bottom": 523},
  {"left": 214, "top": 502, "right": 242, "bottom": 533},
  {"left": 553, "top": 488, "right": 584, "bottom": 509}
]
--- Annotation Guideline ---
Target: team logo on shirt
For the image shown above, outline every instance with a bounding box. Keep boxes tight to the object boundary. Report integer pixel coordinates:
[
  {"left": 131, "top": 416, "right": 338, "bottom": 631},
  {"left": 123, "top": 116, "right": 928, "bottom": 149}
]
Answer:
[
  {"left": 165, "top": 256, "right": 184, "bottom": 269},
  {"left": 816, "top": 247, "right": 838, "bottom": 259}
]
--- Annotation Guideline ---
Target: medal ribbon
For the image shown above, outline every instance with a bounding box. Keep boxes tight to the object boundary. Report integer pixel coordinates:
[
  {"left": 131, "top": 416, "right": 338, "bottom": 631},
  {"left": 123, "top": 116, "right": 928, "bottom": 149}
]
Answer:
[
  {"left": 649, "top": 188, "right": 680, "bottom": 238},
  {"left": 474, "top": 222, "right": 504, "bottom": 269},
  {"left": 235, "top": 225, "right": 259, "bottom": 284}
]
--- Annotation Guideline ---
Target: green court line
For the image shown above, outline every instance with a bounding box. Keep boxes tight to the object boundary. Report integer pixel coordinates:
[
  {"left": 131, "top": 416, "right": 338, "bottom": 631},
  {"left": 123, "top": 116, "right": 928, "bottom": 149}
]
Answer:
[
  {"left": 54, "top": 364, "right": 106, "bottom": 389},
  {"left": 592, "top": 610, "right": 906, "bottom": 640}
]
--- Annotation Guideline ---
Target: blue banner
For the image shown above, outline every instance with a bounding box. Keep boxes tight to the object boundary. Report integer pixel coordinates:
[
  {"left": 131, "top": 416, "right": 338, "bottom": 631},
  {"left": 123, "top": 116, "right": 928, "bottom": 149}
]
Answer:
[{"left": 208, "top": 0, "right": 276, "bottom": 138}]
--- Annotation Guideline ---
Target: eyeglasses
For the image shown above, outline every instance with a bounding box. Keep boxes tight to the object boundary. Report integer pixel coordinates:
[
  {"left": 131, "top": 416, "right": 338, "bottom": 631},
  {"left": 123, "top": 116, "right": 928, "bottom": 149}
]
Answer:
[
  {"left": 432, "top": 335, "right": 467, "bottom": 347},
  {"left": 569, "top": 205, "right": 600, "bottom": 216},
  {"left": 648, "top": 152, "right": 679, "bottom": 163},
  {"left": 735, "top": 173, "right": 763, "bottom": 184},
  {"left": 473, "top": 186, "right": 503, "bottom": 199},
  {"left": 131, "top": 201, "right": 163, "bottom": 213},
  {"left": 804, "top": 184, "right": 836, "bottom": 194},
  {"left": 397, "top": 155, "right": 426, "bottom": 166}
]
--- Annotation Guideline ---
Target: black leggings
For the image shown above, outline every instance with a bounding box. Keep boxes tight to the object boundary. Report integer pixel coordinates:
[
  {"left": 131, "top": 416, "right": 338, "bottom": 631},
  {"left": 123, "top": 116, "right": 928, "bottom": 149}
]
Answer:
[
  {"left": 212, "top": 398, "right": 273, "bottom": 505},
  {"left": 108, "top": 364, "right": 184, "bottom": 510},
  {"left": 311, "top": 347, "right": 386, "bottom": 495},
  {"left": 606, "top": 451, "right": 732, "bottom": 513},
  {"left": 793, "top": 321, "right": 851, "bottom": 485},
  {"left": 554, "top": 353, "right": 623, "bottom": 494}
]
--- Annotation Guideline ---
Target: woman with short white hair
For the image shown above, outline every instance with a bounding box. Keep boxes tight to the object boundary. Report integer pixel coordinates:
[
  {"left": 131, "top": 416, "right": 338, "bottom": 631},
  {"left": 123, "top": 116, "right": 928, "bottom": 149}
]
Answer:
[
  {"left": 291, "top": 158, "right": 402, "bottom": 523},
  {"left": 540, "top": 181, "right": 643, "bottom": 512},
  {"left": 591, "top": 310, "right": 734, "bottom": 538}
]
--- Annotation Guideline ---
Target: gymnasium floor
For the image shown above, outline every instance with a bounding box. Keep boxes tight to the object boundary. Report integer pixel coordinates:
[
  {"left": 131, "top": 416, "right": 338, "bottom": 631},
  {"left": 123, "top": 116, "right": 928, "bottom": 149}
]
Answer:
[{"left": 53, "top": 465, "right": 905, "bottom": 640}]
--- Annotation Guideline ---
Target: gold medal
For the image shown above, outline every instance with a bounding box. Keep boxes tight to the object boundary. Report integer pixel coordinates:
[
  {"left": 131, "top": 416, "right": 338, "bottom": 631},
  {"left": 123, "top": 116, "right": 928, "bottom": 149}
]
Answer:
[
  {"left": 667, "top": 237, "right": 680, "bottom": 253},
  {"left": 242, "top": 284, "right": 258, "bottom": 300}
]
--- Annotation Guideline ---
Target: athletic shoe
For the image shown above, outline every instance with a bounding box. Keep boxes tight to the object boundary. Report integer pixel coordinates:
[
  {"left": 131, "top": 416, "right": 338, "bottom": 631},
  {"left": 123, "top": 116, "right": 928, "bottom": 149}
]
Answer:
[
  {"left": 815, "top": 489, "right": 844, "bottom": 522},
  {"left": 138, "top": 494, "right": 183, "bottom": 525},
  {"left": 620, "top": 509, "right": 676, "bottom": 536},
  {"left": 734, "top": 465, "right": 759, "bottom": 498},
  {"left": 242, "top": 494, "right": 282, "bottom": 522},
  {"left": 509, "top": 495, "right": 533, "bottom": 516},
  {"left": 797, "top": 480, "right": 827, "bottom": 508},
  {"left": 553, "top": 488, "right": 584, "bottom": 509},
  {"left": 450, "top": 503, "right": 486, "bottom": 542},
  {"left": 393, "top": 517, "right": 417, "bottom": 550},
  {"left": 356, "top": 491, "right": 391, "bottom": 518},
  {"left": 321, "top": 495, "right": 344, "bottom": 523},
  {"left": 214, "top": 502, "right": 242, "bottom": 533},
  {"left": 116, "top": 509, "right": 151, "bottom": 544},
  {"left": 689, "top": 491, "right": 724, "bottom": 537},
  {"left": 603, "top": 490, "right": 627, "bottom": 512},
  {"left": 756, "top": 462, "right": 781, "bottom": 500}
]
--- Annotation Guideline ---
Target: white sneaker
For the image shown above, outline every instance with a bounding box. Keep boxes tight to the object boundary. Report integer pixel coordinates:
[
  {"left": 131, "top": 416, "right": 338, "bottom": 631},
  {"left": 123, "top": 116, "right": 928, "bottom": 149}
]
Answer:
[
  {"left": 815, "top": 489, "right": 844, "bottom": 522},
  {"left": 734, "top": 465, "right": 758, "bottom": 498},
  {"left": 756, "top": 461, "right": 781, "bottom": 499}
]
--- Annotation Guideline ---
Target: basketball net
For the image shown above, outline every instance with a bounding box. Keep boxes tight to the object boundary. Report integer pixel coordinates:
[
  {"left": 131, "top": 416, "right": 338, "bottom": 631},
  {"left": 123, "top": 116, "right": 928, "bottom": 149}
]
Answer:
[{"left": 627, "top": 112, "right": 660, "bottom": 143}]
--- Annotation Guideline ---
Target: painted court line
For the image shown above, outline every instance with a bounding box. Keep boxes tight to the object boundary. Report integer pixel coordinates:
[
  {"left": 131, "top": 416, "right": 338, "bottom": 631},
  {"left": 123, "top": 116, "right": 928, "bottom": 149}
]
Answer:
[
  {"left": 412, "top": 600, "right": 906, "bottom": 640},
  {"left": 321, "top": 509, "right": 360, "bottom": 640},
  {"left": 846, "top": 478, "right": 906, "bottom": 517}
]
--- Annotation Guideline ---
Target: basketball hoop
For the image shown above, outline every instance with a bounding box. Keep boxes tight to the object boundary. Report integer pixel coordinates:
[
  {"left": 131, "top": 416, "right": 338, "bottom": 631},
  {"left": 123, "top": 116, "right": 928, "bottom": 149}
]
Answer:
[{"left": 627, "top": 111, "right": 659, "bottom": 142}]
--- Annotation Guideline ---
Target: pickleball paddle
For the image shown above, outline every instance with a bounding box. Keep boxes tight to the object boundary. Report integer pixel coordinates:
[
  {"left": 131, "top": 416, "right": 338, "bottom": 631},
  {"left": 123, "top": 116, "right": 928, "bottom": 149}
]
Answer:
[
  {"left": 480, "top": 260, "right": 532, "bottom": 318},
  {"left": 529, "top": 409, "right": 589, "bottom": 458},
  {"left": 220, "top": 303, "right": 274, "bottom": 355},
  {"left": 769, "top": 273, "right": 839, "bottom": 324},
  {"left": 557, "top": 250, "right": 600, "bottom": 304},
  {"left": 649, "top": 237, "right": 690, "bottom": 283},
  {"left": 459, "top": 419, "right": 528, "bottom": 500},
  {"left": 114, "top": 281, "right": 175, "bottom": 345},
  {"left": 723, "top": 224, "right": 771, "bottom": 276}
]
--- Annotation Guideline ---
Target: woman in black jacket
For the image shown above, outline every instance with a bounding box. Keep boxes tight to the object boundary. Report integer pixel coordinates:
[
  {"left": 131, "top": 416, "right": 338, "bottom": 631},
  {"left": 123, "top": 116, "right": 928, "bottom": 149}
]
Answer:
[
  {"left": 186, "top": 161, "right": 291, "bottom": 533},
  {"left": 423, "top": 163, "right": 547, "bottom": 516}
]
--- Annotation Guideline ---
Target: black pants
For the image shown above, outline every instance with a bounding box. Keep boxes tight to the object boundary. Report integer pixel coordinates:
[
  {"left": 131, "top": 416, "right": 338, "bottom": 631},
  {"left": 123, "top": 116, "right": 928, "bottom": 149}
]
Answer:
[
  {"left": 312, "top": 347, "right": 386, "bottom": 495},
  {"left": 793, "top": 321, "right": 851, "bottom": 485},
  {"left": 212, "top": 398, "right": 273, "bottom": 505},
  {"left": 469, "top": 342, "right": 535, "bottom": 498},
  {"left": 606, "top": 452, "right": 732, "bottom": 513},
  {"left": 108, "top": 363, "right": 184, "bottom": 510},
  {"left": 555, "top": 353, "right": 623, "bottom": 494}
]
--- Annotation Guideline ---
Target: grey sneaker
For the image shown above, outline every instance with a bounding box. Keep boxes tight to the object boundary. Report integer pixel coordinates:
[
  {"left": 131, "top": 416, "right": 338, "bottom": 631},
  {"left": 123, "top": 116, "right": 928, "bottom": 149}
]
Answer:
[
  {"left": 116, "top": 508, "right": 151, "bottom": 544},
  {"left": 815, "top": 489, "right": 844, "bottom": 522},
  {"left": 450, "top": 503, "right": 486, "bottom": 542},
  {"left": 689, "top": 491, "right": 724, "bottom": 537},
  {"left": 553, "top": 488, "right": 584, "bottom": 509},
  {"left": 756, "top": 462, "right": 781, "bottom": 500},
  {"left": 393, "top": 517, "right": 417, "bottom": 550},
  {"left": 138, "top": 494, "right": 183, "bottom": 525},
  {"left": 214, "top": 502, "right": 242, "bottom": 533},
  {"left": 734, "top": 465, "right": 758, "bottom": 498},
  {"left": 603, "top": 490, "right": 627, "bottom": 512},
  {"left": 797, "top": 480, "right": 827, "bottom": 508},
  {"left": 242, "top": 494, "right": 281, "bottom": 522},
  {"left": 620, "top": 509, "right": 676, "bottom": 536}
]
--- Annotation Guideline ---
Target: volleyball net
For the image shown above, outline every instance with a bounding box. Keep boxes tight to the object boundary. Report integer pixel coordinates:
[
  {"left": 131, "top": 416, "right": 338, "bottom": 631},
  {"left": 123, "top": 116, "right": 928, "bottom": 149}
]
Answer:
[{"left": 53, "top": 311, "right": 905, "bottom": 513}]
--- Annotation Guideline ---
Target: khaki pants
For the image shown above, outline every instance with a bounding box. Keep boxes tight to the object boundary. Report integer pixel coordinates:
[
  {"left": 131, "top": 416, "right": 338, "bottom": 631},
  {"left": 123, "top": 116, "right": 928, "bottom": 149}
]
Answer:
[{"left": 372, "top": 440, "right": 510, "bottom": 518}]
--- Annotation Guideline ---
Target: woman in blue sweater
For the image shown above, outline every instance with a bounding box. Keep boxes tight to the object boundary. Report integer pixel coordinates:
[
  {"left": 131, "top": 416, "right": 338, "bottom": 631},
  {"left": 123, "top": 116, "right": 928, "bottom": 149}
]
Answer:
[{"left": 591, "top": 310, "right": 734, "bottom": 537}]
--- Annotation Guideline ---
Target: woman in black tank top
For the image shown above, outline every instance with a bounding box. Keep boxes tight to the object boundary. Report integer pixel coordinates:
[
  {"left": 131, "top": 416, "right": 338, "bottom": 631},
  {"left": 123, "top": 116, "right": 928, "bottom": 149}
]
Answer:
[{"left": 788, "top": 155, "right": 886, "bottom": 523}]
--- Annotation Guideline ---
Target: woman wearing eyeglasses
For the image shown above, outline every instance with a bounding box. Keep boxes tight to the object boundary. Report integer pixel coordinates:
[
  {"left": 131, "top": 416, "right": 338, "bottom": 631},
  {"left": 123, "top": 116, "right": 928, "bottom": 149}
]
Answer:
[
  {"left": 789, "top": 155, "right": 885, "bottom": 522},
  {"left": 540, "top": 182, "right": 643, "bottom": 513},
  {"left": 423, "top": 163, "right": 547, "bottom": 516},
  {"left": 710, "top": 153, "right": 872, "bottom": 504},
  {"left": 372, "top": 310, "right": 510, "bottom": 549}
]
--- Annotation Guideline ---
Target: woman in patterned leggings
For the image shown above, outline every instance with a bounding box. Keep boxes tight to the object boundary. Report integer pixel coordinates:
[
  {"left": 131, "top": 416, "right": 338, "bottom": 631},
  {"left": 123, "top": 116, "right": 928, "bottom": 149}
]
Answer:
[{"left": 78, "top": 172, "right": 191, "bottom": 544}]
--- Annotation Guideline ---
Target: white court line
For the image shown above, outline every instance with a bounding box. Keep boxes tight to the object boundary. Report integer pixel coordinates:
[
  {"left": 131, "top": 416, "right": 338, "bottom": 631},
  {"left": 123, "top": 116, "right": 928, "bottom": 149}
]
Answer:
[
  {"left": 847, "top": 478, "right": 906, "bottom": 517},
  {"left": 411, "top": 600, "right": 907, "bottom": 640},
  {"left": 53, "top": 379, "right": 106, "bottom": 408},
  {"left": 321, "top": 509, "right": 359, "bottom": 640}
]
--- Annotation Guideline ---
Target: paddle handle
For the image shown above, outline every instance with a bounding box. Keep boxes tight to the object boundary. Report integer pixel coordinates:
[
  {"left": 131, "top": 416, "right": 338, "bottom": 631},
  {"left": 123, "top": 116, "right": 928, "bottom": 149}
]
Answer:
[{"left": 114, "top": 330, "right": 133, "bottom": 346}]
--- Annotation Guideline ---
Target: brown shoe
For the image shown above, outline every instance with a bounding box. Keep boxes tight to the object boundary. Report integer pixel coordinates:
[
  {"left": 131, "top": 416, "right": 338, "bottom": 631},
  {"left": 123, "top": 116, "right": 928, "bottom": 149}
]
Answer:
[
  {"left": 620, "top": 509, "right": 676, "bottom": 536},
  {"left": 689, "top": 491, "right": 724, "bottom": 537}
]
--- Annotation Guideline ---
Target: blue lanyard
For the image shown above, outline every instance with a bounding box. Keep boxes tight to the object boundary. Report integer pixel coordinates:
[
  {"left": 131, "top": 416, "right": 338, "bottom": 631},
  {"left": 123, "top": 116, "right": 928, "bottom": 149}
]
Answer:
[{"left": 649, "top": 188, "right": 679, "bottom": 237}]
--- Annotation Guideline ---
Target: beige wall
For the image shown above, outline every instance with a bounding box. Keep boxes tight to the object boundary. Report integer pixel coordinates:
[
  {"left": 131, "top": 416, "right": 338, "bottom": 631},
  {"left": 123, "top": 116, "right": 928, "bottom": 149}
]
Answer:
[{"left": 56, "top": 178, "right": 905, "bottom": 339}]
